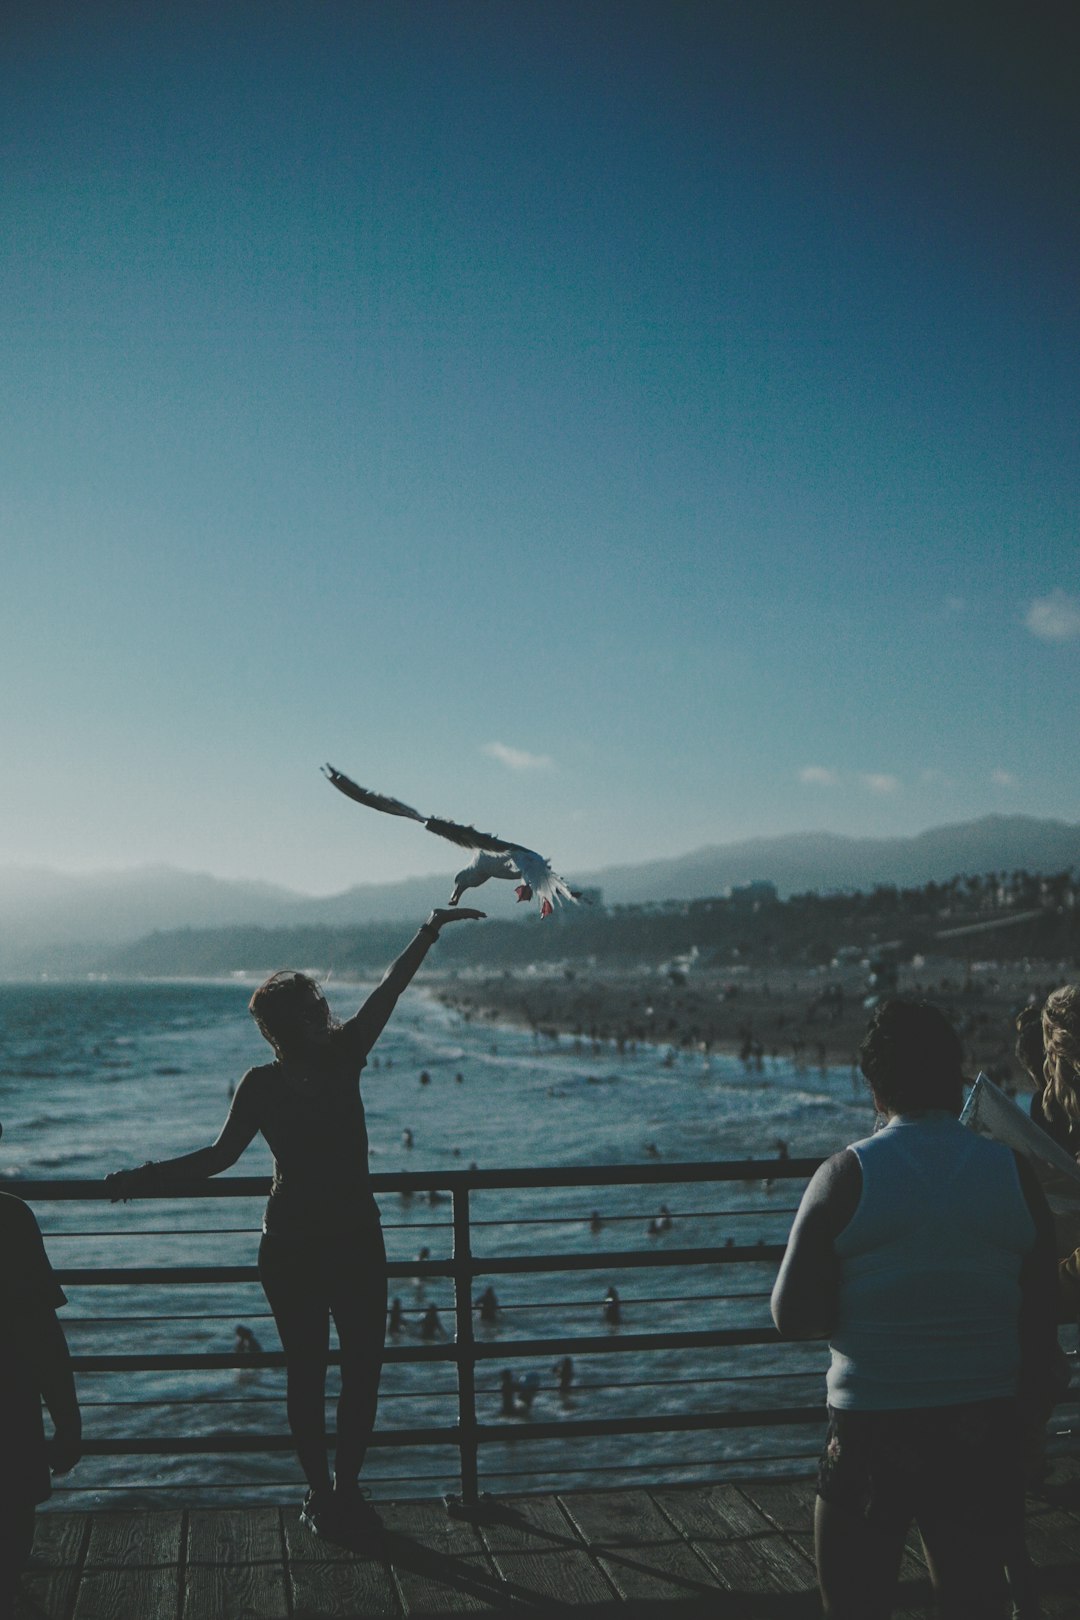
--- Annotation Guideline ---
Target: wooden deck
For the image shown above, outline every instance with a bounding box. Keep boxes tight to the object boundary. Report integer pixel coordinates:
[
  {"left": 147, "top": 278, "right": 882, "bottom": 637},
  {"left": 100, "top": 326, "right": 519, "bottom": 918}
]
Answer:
[{"left": 17, "top": 1470, "right": 1080, "bottom": 1619}]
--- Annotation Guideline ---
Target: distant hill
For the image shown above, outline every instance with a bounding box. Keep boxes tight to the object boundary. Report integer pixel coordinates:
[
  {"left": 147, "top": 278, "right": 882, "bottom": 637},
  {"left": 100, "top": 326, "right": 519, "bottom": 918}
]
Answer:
[
  {"left": 581, "top": 816, "right": 1080, "bottom": 906},
  {"left": 1, "top": 814, "right": 1077, "bottom": 975}
]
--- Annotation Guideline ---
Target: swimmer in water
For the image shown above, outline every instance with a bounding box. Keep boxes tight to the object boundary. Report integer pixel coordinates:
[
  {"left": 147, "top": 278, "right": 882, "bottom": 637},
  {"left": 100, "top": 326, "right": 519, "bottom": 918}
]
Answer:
[{"left": 474, "top": 1285, "right": 499, "bottom": 1324}]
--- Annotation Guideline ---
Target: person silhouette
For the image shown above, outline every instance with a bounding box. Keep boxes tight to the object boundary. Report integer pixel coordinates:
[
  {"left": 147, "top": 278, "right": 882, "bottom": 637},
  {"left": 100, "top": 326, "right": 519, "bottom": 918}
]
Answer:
[
  {"left": 106, "top": 906, "right": 483, "bottom": 1546},
  {"left": 474, "top": 1285, "right": 499, "bottom": 1324},
  {"left": 0, "top": 1119, "right": 81, "bottom": 1614}
]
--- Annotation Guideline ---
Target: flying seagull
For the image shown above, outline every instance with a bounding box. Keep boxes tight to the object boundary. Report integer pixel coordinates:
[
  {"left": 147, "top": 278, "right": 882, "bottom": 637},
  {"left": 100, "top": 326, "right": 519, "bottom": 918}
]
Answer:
[{"left": 322, "top": 764, "right": 581, "bottom": 918}]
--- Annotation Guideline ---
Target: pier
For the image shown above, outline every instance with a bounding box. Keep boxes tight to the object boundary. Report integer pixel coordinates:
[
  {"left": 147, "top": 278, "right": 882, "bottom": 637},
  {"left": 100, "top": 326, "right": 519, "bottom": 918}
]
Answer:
[
  {"left": 19, "top": 1471, "right": 1080, "bottom": 1618},
  {"left": 16, "top": 1163, "right": 1080, "bottom": 1616}
]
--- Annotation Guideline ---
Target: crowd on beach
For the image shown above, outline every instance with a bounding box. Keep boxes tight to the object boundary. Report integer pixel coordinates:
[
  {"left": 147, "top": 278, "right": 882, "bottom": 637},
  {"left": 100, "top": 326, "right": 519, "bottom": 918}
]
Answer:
[
  {"left": 435, "top": 960, "right": 1061, "bottom": 1088},
  {"left": 4, "top": 902, "right": 1080, "bottom": 1619}
]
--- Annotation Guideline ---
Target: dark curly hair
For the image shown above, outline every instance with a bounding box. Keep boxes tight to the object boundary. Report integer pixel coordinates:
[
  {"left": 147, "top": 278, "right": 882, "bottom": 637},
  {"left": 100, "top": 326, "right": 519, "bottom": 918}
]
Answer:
[
  {"left": 858, "top": 998, "right": 964, "bottom": 1115},
  {"left": 248, "top": 970, "right": 337, "bottom": 1057}
]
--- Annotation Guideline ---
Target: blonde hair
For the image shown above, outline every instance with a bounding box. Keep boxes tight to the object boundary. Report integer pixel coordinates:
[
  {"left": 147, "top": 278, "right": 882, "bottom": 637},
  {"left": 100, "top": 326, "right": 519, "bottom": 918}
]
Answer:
[{"left": 1041, "top": 984, "right": 1080, "bottom": 1123}]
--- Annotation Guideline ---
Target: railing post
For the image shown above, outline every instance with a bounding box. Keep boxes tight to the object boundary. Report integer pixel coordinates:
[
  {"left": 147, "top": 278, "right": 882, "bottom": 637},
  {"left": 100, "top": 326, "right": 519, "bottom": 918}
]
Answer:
[{"left": 447, "top": 1183, "right": 480, "bottom": 1513}]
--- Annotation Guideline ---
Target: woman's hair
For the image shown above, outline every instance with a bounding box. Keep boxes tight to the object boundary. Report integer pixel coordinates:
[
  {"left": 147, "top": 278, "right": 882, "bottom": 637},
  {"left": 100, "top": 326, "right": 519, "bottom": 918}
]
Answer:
[
  {"left": 248, "top": 970, "right": 337, "bottom": 1057},
  {"left": 1039, "top": 984, "right": 1080, "bottom": 1123},
  {"left": 1014, "top": 1004, "right": 1045, "bottom": 1086},
  {"left": 858, "top": 998, "right": 964, "bottom": 1114}
]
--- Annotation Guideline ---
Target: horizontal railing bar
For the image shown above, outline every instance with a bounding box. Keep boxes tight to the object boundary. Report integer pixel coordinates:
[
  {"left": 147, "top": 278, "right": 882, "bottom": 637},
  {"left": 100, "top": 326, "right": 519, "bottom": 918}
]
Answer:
[
  {"left": 472, "top": 1407, "right": 825, "bottom": 1442},
  {"left": 15, "top": 1159, "right": 821, "bottom": 1201},
  {"left": 463, "top": 1207, "right": 801, "bottom": 1228},
  {"left": 77, "top": 1405, "right": 825, "bottom": 1456},
  {"left": 55, "top": 1244, "right": 783, "bottom": 1288},
  {"left": 484, "top": 1455, "right": 821, "bottom": 1480},
  {"left": 471, "top": 1246, "right": 784, "bottom": 1275},
  {"left": 68, "top": 1324, "right": 788, "bottom": 1373}
]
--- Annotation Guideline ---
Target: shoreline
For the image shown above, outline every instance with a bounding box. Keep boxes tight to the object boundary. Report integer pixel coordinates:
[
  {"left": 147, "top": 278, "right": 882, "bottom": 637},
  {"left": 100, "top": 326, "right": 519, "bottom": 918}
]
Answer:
[{"left": 430, "top": 963, "right": 1046, "bottom": 1091}]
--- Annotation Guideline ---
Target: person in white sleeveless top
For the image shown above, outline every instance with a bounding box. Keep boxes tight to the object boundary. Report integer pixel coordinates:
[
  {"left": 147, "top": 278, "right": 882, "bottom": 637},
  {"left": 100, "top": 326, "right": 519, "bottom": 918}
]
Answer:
[{"left": 772, "top": 999, "right": 1059, "bottom": 1620}]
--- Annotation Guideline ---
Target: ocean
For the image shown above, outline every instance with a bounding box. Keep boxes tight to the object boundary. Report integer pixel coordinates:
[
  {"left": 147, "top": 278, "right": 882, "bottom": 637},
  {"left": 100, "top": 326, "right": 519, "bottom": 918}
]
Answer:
[{"left": 0, "top": 978, "right": 875, "bottom": 1507}]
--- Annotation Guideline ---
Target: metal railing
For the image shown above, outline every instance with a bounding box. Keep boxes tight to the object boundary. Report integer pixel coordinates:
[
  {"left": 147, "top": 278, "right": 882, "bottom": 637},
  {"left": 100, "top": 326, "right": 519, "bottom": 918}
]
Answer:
[{"left": 21, "top": 1159, "right": 832, "bottom": 1504}]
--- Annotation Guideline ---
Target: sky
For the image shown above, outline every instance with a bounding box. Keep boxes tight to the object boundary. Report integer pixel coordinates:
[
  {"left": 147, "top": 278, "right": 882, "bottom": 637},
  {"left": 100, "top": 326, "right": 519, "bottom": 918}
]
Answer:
[{"left": 2, "top": 1, "right": 1077, "bottom": 895}]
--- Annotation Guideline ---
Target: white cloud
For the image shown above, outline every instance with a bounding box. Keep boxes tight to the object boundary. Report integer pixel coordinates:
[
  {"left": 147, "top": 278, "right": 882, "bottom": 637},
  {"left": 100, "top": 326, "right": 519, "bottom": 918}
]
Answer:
[
  {"left": 861, "top": 773, "right": 900, "bottom": 794},
  {"left": 991, "top": 767, "right": 1018, "bottom": 788},
  {"left": 798, "top": 765, "right": 838, "bottom": 786},
  {"left": 482, "top": 741, "right": 553, "bottom": 771},
  {"left": 1025, "top": 590, "right": 1080, "bottom": 642}
]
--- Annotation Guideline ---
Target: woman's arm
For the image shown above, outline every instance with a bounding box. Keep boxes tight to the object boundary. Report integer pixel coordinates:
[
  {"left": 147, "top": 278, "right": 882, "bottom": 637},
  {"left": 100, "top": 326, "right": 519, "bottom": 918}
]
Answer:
[
  {"left": 341, "top": 907, "right": 485, "bottom": 1057},
  {"left": 106, "top": 1075, "right": 262, "bottom": 1199},
  {"left": 770, "top": 1149, "right": 861, "bottom": 1339}
]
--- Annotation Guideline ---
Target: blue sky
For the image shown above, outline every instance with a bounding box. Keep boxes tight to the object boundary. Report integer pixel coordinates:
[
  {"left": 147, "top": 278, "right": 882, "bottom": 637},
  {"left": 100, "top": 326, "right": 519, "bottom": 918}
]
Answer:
[{"left": 2, "top": 2, "right": 1077, "bottom": 894}]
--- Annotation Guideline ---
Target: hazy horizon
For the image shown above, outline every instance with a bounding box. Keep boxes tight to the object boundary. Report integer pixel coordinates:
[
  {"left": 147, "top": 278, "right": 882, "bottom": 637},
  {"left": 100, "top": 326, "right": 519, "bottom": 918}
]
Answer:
[
  {"left": 4, "top": 4, "right": 1076, "bottom": 893},
  {"left": 1, "top": 808, "right": 1077, "bottom": 902}
]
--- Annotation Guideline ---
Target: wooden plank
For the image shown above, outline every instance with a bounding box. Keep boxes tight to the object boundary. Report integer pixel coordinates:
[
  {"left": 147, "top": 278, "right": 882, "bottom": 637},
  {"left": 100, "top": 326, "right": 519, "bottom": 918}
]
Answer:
[
  {"left": 653, "top": 1483, "right": 817, "bottom": 1604},
  {"left": 183, "top": 1507, "right": 291, "bottom": 1620},
  {"left": 378, "top": 1500, "right": 505, "bottom": 1615},
  {"left": 289, "top": 1555, "right": 403, "bottom": 1619},
  {"left": 737, "top": 1481, "right": 935, "bottom": 1620},
  {"left": 73, "top": 1566, "right": 180, "bottom": 1620},
  {"left": 280, "top": 1504, "right": 403, "bottom": 1615},
  {"left": 83, "top": 1510, "right": 183, "bottom": 1569},
  {"left": 183, "top": 1562, "right": 290, "bottom": 1620},
  {"left": 478, "top": 1494, "right": 616, "bottom": 1608},
  {"left": 29, "top": 1511, "right": 90, "bottom": 1566},
  {"left": 186, "top": 1506, "right": 282, "bottom": 1565},
  {"left": 558, "top": 1488, "right": 726, "bottom": 1606},
  {"left": 17, "top": 1512, "right": 90, "bottom": 1620},
  {"left": 1014, "top": 1501, "right": 1080, "bottom": 1619}
]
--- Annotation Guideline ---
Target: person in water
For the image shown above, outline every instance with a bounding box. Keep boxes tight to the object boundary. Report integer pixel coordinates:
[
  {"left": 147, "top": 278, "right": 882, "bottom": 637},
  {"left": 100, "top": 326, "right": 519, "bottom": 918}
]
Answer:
[{"left": 106, "top": 906, "right": 483, "bottom": 1543}]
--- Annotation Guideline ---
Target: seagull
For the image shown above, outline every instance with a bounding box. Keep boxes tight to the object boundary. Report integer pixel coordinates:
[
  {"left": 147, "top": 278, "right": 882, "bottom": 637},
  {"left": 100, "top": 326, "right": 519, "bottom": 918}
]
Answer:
[{"left": 322, "top": 765, "right": 581, "bottom": 918}]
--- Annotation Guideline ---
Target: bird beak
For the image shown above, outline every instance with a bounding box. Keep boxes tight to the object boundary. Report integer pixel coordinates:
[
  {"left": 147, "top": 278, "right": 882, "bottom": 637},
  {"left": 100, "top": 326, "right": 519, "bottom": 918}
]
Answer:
[
  {"left": 448, "top": 887, "right": 462, "bottom": 906},
  {"left": 514, "top": 884, "right": 533, "bottom": 903},
  {"left": 540, "top": 899, "right": 553, "bottom": 919}
]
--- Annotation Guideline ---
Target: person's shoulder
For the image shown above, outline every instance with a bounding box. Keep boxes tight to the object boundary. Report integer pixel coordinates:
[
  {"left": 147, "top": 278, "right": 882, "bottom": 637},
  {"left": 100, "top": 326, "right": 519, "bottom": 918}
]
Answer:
[
  {"left": 0, "top": 1190, "right": 43, "bottom": 1238},
  {"left": 800, "top": 1148, "right": 862, "bottom": 1230},
  {"left": 240, "top": 1061, "right": 276, "bottom": 1087},
  {"left": 231, "top": 1063, "right": 275, "bottom": 1108},
  {"left": 331, "top": 1015, "right": 371, "bottom": 1070}
]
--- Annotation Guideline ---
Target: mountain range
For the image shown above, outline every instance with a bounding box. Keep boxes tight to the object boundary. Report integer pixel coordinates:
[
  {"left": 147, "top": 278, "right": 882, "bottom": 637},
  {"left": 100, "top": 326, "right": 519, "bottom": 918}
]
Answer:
[{"left": 1, "top": 813, "right": 1077, "bottom": 975}]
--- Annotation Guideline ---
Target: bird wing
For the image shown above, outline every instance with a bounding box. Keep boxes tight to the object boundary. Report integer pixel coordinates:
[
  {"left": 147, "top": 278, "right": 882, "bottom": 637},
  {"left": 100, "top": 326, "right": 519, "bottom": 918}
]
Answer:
[
  {"left": 422, "top": 816, "right": 516, "bottom": 856},
  {"left": 322, "top": 766, "right": 427, "bottom": 824},
  {"left": 323, "top": 765, "right": 516, "bottom": 855}
]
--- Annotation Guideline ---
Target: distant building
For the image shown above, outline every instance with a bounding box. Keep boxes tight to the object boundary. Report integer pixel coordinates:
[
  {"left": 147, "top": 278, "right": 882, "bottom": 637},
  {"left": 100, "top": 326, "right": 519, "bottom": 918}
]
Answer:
[{"left": 726, "top": 880, "right": 778, "bottom": 911}]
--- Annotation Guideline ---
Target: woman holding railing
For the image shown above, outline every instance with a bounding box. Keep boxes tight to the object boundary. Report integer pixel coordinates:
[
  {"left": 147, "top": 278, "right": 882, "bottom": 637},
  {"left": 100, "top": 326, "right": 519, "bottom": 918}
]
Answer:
[{"left": 106, "top": 907, "right": 483, "bottom": 1545}]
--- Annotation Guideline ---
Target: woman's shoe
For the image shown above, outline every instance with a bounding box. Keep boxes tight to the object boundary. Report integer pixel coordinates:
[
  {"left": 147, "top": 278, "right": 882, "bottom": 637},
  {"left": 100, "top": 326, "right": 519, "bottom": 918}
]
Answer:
[{"left": 299, "top": 1488, "right": 337, "bottom": 1538}]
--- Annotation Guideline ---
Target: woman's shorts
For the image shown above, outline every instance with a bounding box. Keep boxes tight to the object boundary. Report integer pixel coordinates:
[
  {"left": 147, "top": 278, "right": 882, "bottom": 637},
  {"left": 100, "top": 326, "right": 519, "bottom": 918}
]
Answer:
[{"left": 817, "top": 1397, "right": 1024, "bottom": 1538}]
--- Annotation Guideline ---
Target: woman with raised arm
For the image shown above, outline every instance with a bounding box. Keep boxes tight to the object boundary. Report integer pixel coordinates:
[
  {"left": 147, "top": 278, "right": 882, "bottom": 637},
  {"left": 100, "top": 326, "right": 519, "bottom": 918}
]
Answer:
[{"left": 106, "top": 907, "right": 483, "bottom": 1544}]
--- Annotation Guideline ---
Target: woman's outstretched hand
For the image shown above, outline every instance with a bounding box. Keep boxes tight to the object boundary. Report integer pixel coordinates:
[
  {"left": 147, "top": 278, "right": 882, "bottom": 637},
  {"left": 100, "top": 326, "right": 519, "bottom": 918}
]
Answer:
[{"left": 426, "top": 907, "right": 485, "bottom": 932}]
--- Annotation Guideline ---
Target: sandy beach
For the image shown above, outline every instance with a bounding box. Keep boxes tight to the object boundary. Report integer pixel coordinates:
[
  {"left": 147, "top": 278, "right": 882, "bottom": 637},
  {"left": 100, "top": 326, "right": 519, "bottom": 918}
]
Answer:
[{"left": 432, "top": 961, "right": 1058, "bottom": 1092}]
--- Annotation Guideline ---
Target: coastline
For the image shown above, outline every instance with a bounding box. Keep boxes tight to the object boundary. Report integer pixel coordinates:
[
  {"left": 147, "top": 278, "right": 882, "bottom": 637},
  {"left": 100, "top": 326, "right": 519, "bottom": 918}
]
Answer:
[{"left": 429, "top": 962, "right": 1044, "bottom": 1088}]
